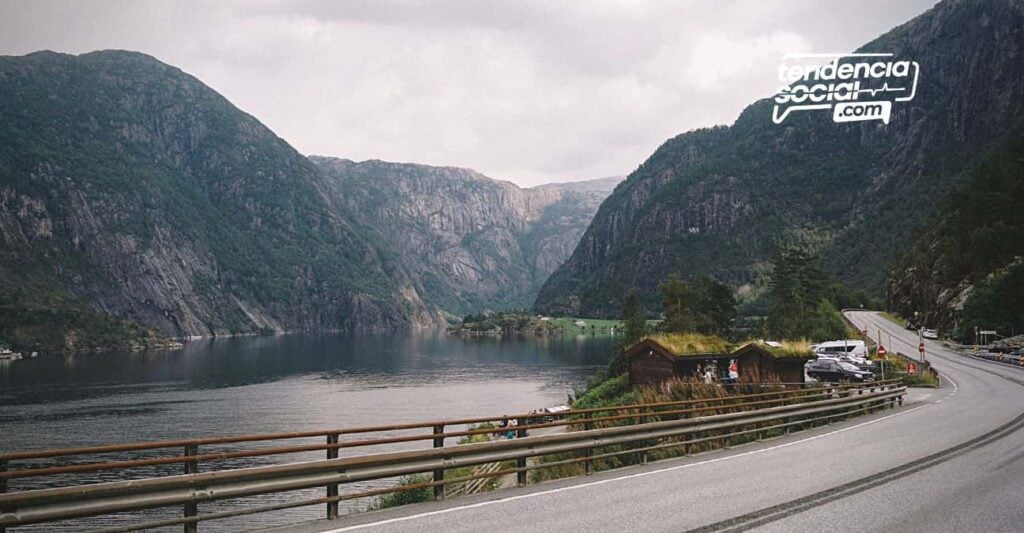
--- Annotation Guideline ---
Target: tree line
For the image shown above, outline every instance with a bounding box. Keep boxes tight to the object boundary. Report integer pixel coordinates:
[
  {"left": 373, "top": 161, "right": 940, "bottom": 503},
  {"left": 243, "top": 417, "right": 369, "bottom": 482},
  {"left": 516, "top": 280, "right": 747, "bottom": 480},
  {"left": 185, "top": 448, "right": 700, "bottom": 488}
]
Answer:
[{"left": 619, "top": 246, "right": 871, "bottom": 348}]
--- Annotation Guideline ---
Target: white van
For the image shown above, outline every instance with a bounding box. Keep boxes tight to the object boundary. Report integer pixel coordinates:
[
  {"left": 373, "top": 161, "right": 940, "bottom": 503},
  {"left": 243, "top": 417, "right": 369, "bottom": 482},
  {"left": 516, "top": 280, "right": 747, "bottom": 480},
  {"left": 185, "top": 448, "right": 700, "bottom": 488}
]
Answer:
[{"left": 815, "top": 340, "right": 869, "bottom": 361}]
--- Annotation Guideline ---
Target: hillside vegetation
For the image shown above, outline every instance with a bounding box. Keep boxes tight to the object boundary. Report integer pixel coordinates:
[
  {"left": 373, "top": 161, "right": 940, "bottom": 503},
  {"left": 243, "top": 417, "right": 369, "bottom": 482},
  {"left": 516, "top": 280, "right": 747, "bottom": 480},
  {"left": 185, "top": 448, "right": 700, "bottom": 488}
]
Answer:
[{"left": 888, "top": 137, "right": 1024, "bottom": 340}]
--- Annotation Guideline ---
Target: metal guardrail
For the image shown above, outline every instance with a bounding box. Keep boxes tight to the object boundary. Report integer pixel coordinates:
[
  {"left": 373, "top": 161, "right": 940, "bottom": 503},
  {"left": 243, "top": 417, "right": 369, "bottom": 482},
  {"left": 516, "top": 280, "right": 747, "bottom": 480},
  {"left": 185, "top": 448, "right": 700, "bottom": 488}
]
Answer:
[
  {"left": 0, "top": 380, "right": 904, "bottom": 531},
  {"left": 969, "top": 350, "right": 1024, "bottom": 366}
]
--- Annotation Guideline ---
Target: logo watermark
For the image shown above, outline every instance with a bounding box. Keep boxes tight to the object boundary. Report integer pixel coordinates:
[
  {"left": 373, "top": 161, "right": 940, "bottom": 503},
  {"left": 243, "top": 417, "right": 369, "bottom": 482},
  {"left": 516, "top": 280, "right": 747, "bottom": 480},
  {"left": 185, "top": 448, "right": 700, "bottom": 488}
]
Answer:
[{"left": 772, "top": 53, "right": 919, "bottom": 125}]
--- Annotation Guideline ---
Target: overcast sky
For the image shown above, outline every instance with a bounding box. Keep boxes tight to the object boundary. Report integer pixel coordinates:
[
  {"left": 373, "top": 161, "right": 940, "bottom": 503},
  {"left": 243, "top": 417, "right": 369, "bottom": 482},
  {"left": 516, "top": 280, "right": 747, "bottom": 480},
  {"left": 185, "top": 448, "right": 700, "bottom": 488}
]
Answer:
[{"left": 0, "top": 0, "right": 937, "bottom": 186}]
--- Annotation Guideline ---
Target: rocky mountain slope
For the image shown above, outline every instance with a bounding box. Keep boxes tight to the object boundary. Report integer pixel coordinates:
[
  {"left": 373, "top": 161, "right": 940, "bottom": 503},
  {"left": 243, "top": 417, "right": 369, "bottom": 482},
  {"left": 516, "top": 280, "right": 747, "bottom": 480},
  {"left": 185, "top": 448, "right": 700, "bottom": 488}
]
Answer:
[
  {"left": 536, "top": 0, "right": 1024, "bottom": 317},
  {"left": 887, "top": 136, "right": 1024, "bottom": 338},
  {"left": 312, "top": 156, "right": 620, "bottom": 315},
  {"left": 0, "top": 50, "right": 440, "bottom": 350},
  {"left": 0, "top": 50, "right": 618, "bottom": 352}
]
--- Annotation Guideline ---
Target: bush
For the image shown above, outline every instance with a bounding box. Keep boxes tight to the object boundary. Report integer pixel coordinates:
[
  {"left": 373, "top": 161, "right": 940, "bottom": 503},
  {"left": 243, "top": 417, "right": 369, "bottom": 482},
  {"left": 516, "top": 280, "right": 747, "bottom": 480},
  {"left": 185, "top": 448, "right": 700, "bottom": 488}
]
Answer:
[
  {"left": 373, "top": 475, "right": 433, "bottom": 509},
  {"left": 572, "top": 374, "right": 640, "bottom": 410}
]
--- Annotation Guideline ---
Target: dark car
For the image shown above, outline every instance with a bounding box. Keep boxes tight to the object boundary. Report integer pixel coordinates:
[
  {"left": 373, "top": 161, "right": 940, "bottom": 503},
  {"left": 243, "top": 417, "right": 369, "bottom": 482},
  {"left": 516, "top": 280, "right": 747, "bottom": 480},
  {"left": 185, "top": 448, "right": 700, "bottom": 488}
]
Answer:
[{"left": 806, "top": 359, "right": 875, "bottom": 383}]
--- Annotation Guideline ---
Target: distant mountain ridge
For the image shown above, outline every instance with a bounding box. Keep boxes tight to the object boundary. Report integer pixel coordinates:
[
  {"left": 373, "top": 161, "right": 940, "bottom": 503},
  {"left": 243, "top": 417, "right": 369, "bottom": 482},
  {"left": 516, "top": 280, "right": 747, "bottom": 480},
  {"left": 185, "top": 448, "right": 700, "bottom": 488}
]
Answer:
[
  {"left": 312, "top": 156, "right": 621, "bottom": 315},
  {"left": 0, "top": 49, "right": 617, "bottom": 352},
  {"left": 536, "top": 0, "right": 1024, "bottom": 317}
]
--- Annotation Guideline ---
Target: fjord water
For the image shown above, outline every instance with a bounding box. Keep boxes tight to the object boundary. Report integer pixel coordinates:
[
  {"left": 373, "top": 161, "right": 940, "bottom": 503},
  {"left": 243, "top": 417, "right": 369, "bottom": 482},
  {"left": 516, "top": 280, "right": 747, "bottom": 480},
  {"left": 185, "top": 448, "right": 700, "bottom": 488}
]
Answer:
[{"left": 0, "top": 332, "right": 614, "bottom": 530}]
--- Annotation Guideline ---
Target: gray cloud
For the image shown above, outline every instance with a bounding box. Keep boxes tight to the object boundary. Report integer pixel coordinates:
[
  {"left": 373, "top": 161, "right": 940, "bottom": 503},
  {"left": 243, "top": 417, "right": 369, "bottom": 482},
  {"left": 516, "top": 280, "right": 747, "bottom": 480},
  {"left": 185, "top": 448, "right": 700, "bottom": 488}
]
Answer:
[{"left": 0, "top": 0, "right": 937, "bottom": 186}]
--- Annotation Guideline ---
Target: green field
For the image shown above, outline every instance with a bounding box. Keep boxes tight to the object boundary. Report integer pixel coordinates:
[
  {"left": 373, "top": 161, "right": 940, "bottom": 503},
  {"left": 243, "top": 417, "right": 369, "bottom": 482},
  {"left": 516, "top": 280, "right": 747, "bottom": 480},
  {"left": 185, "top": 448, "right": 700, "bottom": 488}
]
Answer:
[
  {"left": 547, "top": 317, "right": 622, "bottom": 330},
  {"left": 545, "top": 317, "right": 661, "bottom": 330}
]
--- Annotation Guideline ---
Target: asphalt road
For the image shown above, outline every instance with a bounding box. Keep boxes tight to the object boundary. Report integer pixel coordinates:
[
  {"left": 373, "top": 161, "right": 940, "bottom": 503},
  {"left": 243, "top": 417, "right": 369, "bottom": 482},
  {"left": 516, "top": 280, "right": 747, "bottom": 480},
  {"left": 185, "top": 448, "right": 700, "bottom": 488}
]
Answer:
[{"left": 274, "top": 311, "right": 1024, "bottom": 533}]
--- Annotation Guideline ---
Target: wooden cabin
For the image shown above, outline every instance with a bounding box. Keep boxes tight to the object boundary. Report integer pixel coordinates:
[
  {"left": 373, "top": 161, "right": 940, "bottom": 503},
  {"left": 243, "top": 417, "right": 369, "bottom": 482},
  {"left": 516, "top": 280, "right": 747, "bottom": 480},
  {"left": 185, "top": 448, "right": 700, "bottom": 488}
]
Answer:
[
  {"left": 624, "top": 336, "right": 813, "bottom": 387},
  {"left": 728, "top": 343, "right": 810, "bottom": 384}
]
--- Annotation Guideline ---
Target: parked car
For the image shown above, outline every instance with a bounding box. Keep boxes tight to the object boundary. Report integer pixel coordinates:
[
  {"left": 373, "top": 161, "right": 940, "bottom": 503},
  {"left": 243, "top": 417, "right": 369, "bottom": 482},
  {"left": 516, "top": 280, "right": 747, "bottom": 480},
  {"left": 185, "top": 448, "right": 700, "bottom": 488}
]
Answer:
[
  {"left": 815, "top": 352, "right": 876, "bottom": 371},
  {"left": 806, "top": 359, "right": 875, "bottom": 382},
  {"left": 815, "top": 340, "right": 869, "bottom": 361},
  {"left": 922, "top": 329, "right": 939, "bottom": 340}
]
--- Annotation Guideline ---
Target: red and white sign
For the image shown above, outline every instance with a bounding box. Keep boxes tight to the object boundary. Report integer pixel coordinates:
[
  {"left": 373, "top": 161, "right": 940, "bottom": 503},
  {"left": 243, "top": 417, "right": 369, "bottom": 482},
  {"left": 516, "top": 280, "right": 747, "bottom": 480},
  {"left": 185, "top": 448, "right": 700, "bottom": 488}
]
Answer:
[
  {"left": 908, "top": 362, "right": 917, "bottom": 375},
  {"left": 877, "top": 345, "right": 887, "bottom": 359},
  {"left": 919, "top": 342, "right": 925, "bottom": 355}
]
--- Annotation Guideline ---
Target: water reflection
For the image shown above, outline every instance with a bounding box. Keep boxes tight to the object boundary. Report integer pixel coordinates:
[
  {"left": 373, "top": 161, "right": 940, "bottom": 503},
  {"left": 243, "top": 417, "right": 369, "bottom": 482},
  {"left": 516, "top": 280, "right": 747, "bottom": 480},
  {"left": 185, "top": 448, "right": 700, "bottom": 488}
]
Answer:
[{"left": 0, "top": 331, "right": 614, "bottom": 444}]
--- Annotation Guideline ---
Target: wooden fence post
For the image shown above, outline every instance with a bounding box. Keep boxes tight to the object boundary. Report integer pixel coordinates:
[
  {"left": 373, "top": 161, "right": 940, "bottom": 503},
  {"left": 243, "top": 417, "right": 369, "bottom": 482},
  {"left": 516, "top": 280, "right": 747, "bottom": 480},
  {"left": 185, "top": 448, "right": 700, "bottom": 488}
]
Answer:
[
  {"left": 583, "top": 411, "right": 594, "bottom": 475},
  {"left": 183, "top": 444, "right": 199, "bottom": 533},
  {"left": 516, "top": 418, "right": 527, "bottom": 486},
  {"left": 433, "top": 425, "right": 445, "bottom": 500},
  {"left": 1, "top": 458, "right": 7, "bottom": 533},
  {"left": 326, "top": 433, "right": 339, "bottom": 519}
]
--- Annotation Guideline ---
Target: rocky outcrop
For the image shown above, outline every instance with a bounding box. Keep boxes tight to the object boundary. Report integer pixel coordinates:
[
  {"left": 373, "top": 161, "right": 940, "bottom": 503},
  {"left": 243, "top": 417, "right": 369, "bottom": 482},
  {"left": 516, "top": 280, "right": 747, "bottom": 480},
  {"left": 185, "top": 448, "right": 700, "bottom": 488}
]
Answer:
[
  {"left": 537, "top": 0, "right": 1024, "bottom": 317},
  {"left": 313, "top": 157, "right": 620, "bottom": 315}
]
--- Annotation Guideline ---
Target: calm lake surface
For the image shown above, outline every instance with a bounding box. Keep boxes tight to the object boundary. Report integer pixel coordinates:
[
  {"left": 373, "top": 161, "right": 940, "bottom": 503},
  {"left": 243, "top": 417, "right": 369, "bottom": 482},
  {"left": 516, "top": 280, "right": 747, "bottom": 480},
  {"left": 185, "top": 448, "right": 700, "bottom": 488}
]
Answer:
[{"left": 0, "top": 331, "right": 615, "bottom": 531}]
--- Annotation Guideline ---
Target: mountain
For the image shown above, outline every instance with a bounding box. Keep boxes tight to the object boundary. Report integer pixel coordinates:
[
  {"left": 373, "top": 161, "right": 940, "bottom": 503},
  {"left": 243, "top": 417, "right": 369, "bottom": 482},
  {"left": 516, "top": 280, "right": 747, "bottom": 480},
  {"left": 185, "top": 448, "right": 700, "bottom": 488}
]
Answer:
[
  {"left": 887, "top": 136, "right": 1024, "bottom": 338},
  {"left": 536, "top": 0, "right": 1024, "bottom": 317},
  {"left": 0, "top": 50, "right": 440, "bottom": 352},
  {"left": 312, "top": 156, "right": 621, "bottom": 316}
]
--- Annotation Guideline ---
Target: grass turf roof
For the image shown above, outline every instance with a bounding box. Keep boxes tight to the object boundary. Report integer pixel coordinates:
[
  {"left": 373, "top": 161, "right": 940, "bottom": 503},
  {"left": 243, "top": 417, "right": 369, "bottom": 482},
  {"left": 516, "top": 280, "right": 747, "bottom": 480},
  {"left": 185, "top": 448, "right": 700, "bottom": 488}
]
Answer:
[
  {"left": 642, "top": 333, "right": 730, "bottom": 356},
  {"left": 737, "top": 339, "right": 815, "bottom": 359},
  {"left": 638, "top": 334, "right": 815, "bottom": 359}
]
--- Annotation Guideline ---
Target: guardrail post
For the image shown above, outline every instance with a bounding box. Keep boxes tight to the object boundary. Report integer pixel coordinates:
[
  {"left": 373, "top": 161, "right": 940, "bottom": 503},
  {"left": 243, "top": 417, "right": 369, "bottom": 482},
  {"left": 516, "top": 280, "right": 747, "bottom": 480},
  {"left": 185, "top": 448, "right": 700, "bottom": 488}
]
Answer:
[
  {"left": 326, "top": 433, "right": 339, "bottom": 519},
  {"left": 184, "top": 444, "right": 199, "bottom": 533},
  {"left": 516, "top": 418, "right": 527, "bottom": 487},
  {"left": 433, "top": 425, "right": 445, "bottom": 500}
]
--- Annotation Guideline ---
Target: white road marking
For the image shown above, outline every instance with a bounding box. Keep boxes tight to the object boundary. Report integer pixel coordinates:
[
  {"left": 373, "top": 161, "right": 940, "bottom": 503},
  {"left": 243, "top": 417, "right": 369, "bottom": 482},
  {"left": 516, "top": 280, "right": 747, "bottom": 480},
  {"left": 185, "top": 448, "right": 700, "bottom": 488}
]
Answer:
[{"left": 324, "top": 403, "right": 935, "bottom": 532}]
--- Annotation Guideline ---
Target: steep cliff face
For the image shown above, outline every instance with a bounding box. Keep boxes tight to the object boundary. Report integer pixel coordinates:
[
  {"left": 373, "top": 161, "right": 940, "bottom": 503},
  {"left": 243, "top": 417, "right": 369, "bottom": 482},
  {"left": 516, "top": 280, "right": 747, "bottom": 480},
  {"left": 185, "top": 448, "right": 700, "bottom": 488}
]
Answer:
[
  {"left": 312, "top": 157, "right": 620, "bottom": 315},
  {"left": 0, "top": 50, "right": 440, "bottom": 345},
  {"left": 537, "top": 0, "right": 1024, "bottom": 317}
]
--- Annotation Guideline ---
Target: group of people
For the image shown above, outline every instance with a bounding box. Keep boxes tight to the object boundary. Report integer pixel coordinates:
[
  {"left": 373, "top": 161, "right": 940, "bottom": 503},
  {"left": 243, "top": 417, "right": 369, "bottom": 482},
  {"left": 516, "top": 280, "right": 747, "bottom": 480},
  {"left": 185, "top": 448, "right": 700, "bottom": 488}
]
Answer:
[
  {"left": 498, "top": 417, "right": 520, "bottom": 439},
  {"left": 696, "top": 359, "right": 741, "bottom": 384}
]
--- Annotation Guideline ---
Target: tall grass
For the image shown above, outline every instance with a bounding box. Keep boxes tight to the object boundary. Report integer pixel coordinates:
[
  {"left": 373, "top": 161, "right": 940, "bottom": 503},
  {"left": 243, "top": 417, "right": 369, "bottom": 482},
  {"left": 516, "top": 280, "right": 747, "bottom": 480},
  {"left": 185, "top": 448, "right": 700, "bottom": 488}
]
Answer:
[
  {"left": 532, "top": 375, "right": 798, "bottom": 483},
  {"left": 736, "top": 339, "right": 815, "bottom": 358}
]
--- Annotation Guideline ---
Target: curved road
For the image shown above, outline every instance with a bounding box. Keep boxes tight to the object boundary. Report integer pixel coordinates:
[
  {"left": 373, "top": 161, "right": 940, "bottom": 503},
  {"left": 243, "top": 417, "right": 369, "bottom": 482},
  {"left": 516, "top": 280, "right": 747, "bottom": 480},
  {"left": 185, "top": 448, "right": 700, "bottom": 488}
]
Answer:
[{"left": 280, "top": 311, "right": 1024, "bottom": 533}]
